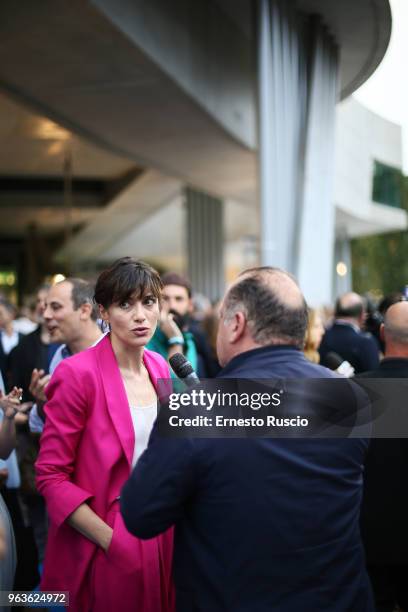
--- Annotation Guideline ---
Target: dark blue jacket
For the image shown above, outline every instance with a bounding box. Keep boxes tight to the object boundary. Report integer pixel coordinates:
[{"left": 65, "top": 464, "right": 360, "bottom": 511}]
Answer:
[
  {"left": 358, "top": 358, "right": 408, "bottom": 564},
  {"left": 121, "top": 346, "right": 373, "bottom": 612},
  {"left": 319, "top": 322, "right": 379, "bottom": 374}
]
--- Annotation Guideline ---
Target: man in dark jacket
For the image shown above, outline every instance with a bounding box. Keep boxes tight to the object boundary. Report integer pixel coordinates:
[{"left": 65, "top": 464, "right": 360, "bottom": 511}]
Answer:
[
  {"left": 121, "top": 267, "right": 374, "bottom": 612},
  {"left": 358, "top": 300, "right": 408, "bottom": 612},
  {"left": 319, "top": 292, "right": 379, "bottom": 373}
]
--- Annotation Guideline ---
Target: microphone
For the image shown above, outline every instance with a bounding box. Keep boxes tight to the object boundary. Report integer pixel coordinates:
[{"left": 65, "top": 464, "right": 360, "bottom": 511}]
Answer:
[
  {"left": 324, "top": 352, "right": 355, "bottom": 378},
  {"left": 169, "top": 353, "right": 200, "bottom": 387}
]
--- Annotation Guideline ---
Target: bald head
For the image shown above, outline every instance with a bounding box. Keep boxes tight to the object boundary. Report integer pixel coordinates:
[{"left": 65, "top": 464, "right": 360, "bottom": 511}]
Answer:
[
  {"left": 239, "top": 267, "right": 304, "bottom": 309},
  {"left": 383, "top": 302, "right": 408, "bottom": 350},
  {"left": 223, "top": 266, "right": 307, "bottom": 347},
  {"left": 335, "top": 292, "right": 364, "bottom": 321}
]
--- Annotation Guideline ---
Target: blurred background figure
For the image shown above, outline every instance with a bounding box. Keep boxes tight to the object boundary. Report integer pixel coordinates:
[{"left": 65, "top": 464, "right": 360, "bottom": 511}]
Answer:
[
  {"left": 363, "top": 292, "right": 406, "bottom": 354},
  {"left": 191, "top": 293, "right": 212, "bottom": 323},
  {"left": 378, "top": 292, "right": 405, "bottom": 318},
  {"left": 13, "top": 295, "right": 40, "bottom": 336},
  {"left": 0, "top": 375, "right": 37, "bottom": 592},
  {"left": 0, "top": 300, "right": 23, "bottom": 391},
  {"left": 0, "top": 375, "right": 33, "bottom": 604},
  {"left": 319, "top": 292, "right": 380, "bottom": 373},
  {"left": 8, "top": 284, "right": 59, "bottom": 568},
  {"left": 362, "top": 294, "right": 384, "bottom": 352},
  {"left": 0, "top": 500, "right": 16, "bottom": 611},
  {"left": 148, "top": 272, "right": 197, "bottom": 372},
  {"left": 303, "top": 308, "right": 325, "bottom": 364},
  {"left": 148, "top": 272, "right": 218, "bottom": 377},
  {"left": 9, "top": 285, "right": 59, "bottom": 402}
]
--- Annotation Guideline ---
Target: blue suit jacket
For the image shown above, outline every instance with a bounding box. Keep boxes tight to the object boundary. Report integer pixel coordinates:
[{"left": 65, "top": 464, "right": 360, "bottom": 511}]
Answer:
[
  {"left": 319, "top": 322, "right": 379, "bottom": 374},
  {"left": 121, "top": 346, "right": 374, "bottom": 612}
]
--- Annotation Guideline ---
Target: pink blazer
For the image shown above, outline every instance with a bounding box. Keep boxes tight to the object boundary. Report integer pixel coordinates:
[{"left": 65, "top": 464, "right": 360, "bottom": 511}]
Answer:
[{"left": 36, "top": 334, "right": 174, "bottom": 612}]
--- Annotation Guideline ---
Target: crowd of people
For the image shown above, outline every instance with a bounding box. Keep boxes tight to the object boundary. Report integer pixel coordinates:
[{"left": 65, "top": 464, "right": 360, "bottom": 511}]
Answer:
[{"left": 0, "top": 258, "right": 406, "bottom": 611}]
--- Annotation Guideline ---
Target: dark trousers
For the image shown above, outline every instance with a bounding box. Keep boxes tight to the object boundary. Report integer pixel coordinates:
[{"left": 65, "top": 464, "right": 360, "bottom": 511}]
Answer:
[{"left": 368, "top": 564, "right": 408, "bottom": 612}]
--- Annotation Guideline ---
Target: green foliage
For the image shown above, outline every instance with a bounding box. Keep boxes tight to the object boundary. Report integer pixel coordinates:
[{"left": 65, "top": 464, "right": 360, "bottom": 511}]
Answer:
[
  {"left": 351, "top": 172, "right": 408, "bottom": 296},
  {"left": 351, "top": 232, "right": 408, "bottom": 295}
]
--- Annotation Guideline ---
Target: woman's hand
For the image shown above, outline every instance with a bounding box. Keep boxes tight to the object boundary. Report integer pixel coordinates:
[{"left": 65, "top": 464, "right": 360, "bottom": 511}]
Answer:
[
  {"left": 0, "top": 387, "right": 32, "bottom": 419},
  {"left": 67, "top": 503, "right": 114, "bottom": 552},
  {"left": 99, "top": 526, "right": 114, "bottom": 552}
]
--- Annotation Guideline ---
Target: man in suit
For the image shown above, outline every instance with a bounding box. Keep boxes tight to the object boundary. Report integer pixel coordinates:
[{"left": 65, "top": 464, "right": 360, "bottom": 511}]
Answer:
[
  {"left": 319, "top": 292, "right": 379, "bottom": 373},
  {"left": 358, "top": 300, "right": 408, "bottom": 612},
  {"left": 121, "top": 267, "right": 374, "bottom": 612}
]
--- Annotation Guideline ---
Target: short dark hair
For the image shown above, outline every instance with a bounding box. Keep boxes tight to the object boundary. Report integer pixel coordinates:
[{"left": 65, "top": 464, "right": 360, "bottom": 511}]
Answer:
[
  {"left": 223, "top": 267, "right": 308, "bottom": 348},
  {"left": 65, "top": 278, "right": 98, "bottom": 321},
  {"left": 335, "top": 298, "right": 363, "bottom": 319},
  {"left": 36, "top": 283, "right": 51, "bottom": 294},
  {"left": 378, "top": 292, "right": 403, "bottom": 316},
  {"left": 94, "top": 258, "right": 162, "bottom": 310},
  {"left": 161, "top": 272, "right": 192, "bottom": 298}
]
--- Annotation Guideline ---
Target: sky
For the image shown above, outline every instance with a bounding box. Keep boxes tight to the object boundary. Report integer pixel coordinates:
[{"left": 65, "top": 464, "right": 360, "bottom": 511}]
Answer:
[{"left": 354, "top": 0, "right": 408, "bottom": 172}]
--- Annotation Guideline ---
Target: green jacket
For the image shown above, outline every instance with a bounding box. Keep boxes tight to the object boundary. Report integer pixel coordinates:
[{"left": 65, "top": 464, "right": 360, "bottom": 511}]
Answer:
[{"left": 147, "top": 327, "right": 198, "bottom": 378}]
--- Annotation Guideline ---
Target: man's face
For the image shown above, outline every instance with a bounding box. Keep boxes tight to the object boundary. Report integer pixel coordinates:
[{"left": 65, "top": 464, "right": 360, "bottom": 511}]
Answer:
[
  {"left": 162, "top": 284, "right": 191, "bottom": 318},
  {"left": 43, "top": 281, "right": 82, "bottom": 345}
]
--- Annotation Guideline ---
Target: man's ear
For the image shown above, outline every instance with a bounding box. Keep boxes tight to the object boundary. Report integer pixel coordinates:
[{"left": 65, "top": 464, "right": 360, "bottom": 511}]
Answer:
[
  {"left": 379, "top": 323, "right": 385, "bottom": 343},
  {"left": 79, "top": 302, "right": 93, "bottom": 321},
  {"left": 188, "top": 298, "right": 194, "bottom": 314},
  {"left": 229, "top": 311, "right": 247, "bottom": 344}
]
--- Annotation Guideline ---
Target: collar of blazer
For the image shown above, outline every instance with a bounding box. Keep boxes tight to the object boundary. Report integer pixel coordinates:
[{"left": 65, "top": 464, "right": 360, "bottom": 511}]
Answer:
[{"left": 95, "top": 333, "right": 162, "bottom": 469}]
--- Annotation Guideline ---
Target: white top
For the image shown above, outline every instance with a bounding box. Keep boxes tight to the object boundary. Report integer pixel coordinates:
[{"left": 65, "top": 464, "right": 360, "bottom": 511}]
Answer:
[
  {"left": 1, "top": 330, "right": 19, "bottom": 355},
  {"left": 129, "top": 402, "right": 158, "bottom": 468},
  {"left": 13, "top": 318, "right": 37, "bottom": 335}
]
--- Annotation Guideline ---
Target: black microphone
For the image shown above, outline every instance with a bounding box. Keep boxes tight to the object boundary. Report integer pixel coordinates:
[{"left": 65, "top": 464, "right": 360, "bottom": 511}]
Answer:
[
  {"left": 169, "top": 353, "right": 200, "bottom": 387},
  {"left": 324, "top": 352, "right": 355, "bottom": 378}
]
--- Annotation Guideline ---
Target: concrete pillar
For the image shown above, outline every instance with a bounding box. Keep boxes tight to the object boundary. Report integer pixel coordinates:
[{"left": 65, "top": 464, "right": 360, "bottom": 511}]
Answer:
[
  {"left": 257, "top": 0, "right": 339, "bottom": 305},
  {"left": 185, "top": 187, "right": 224, "bottom": 301}
]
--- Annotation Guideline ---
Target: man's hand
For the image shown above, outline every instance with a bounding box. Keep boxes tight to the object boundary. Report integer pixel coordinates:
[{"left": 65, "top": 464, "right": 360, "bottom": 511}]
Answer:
[
  {"left": 159, "top": 311, "right": 183, "bottom": 340},
  {"left": 29, "top": 369, "right": 51, "bottom": 403}
]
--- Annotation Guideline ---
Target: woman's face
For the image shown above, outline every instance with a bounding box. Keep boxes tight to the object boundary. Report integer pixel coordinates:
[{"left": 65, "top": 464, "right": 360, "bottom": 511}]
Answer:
[
  {"left": 101, "top": 291, "right": 160, "bottom": 349},
  {"left": 309, "top": 313, "right": 325, "bottom": 350}
]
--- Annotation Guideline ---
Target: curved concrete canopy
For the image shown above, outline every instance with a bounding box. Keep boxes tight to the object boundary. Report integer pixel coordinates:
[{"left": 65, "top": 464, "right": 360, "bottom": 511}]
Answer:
[
  {"left": 298, "top": 0, "right": 391, "bottom": 99},
  {"left": 215, "top": 0, "right": 391, "bottom": 98}
]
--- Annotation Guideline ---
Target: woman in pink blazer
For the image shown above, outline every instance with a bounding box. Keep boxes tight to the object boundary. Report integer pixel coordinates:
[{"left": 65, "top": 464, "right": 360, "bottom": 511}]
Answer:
[{"left": 36, "top": 258, "right": 174, "bottom": 612}]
